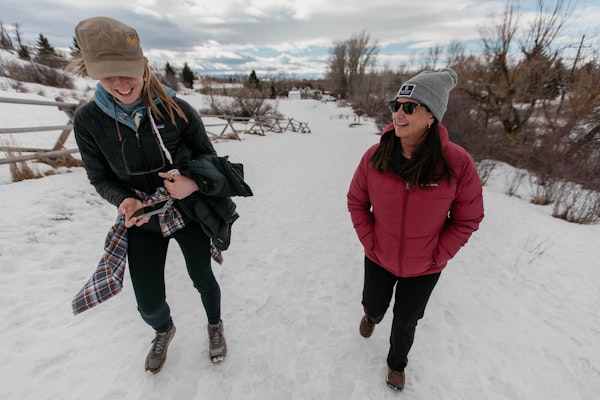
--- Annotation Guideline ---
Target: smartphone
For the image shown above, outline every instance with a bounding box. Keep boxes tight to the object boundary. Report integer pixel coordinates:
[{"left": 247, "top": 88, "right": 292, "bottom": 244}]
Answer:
[{"left": 132, "top": 198, "right": 174, "bottom": 219}]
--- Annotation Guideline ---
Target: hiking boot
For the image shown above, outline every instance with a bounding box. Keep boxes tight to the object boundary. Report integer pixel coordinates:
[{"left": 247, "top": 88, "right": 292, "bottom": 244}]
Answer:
[
  {"left": 145, "top": 324, "right": 176, "bottom": 374},
  {"left": 208, "top": 320, "right": 227, "bottom": 364},
  {"left": 359, "top": 315, "right": 376, "bottom": 338},
  {"left": 386, "top": 368, "right": 405, "bottom": 391}
]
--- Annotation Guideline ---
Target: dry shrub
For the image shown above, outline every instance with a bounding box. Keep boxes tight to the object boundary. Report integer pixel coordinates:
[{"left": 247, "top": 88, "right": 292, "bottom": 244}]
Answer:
[
  {"left": 504, "top": 169, "right": 526, "bottom": 197},
  {"left": 444, "top": 92, "right": 495, "bottom": 159},
  {"left": 206, "top": 88, "right": 281, "bottom": 120},
  {"left": 528, "top": 174, "right": 560, "bottom": 206},
  {"left": 552, "top": 182, "right": 600, "bottom": 224},
  {"left": 0, "top": 60, "right": 74, "bottom": 89},
  {"left": 2, "top": 137, "right": 81, "bottom": 182},
  {"left": 475, "top": 159, "right": 497, "bottom": 186},
  {"left": 2, "top": 139, "right": 43, "bottom": 181},
  {"left": 39, "top": 154, "right": 83, "bottom": 168},
  {"left": 9, "top": 161, "right": 43, "bottom": 182}
]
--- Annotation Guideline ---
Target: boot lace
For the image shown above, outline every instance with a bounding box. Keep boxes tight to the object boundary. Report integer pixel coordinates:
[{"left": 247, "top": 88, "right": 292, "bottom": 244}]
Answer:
[
  {"left": 209, "top": 325, "right": 223, "bottom": 347},
  {"left": 151, "top": 332, "right": 169, "bottom": 358}
]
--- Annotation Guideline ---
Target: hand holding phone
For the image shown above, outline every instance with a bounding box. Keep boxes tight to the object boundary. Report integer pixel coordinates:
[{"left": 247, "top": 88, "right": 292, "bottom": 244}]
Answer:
[{"left": 132, "top": 198, "right": 174, "bottom": 219}]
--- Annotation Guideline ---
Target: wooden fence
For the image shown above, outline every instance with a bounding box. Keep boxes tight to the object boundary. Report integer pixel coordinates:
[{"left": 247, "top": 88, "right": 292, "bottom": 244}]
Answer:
[
  {"left": 202, "top": 115, "right": 311, "bottom": 139},
  {"left": 0, "top": 96, "right": 311, "bottom": 165},
  {"left": 0, "top": 96, "right": 83, "bottom": 165}
]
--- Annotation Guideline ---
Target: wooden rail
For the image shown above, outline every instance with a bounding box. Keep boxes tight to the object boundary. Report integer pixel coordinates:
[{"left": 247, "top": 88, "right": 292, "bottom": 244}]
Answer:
[
  {"left": 0, "top": 97, "right": 83, "bottom": 165},
  {"left": 201, "top": 114, "right": 310, "bottom": 139},
  {"left": 0, "top": 96, "right": 311, "bottom": 166}
]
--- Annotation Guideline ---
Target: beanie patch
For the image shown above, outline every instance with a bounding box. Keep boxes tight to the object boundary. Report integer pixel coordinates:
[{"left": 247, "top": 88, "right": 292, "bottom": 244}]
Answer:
[{"left": 397, "top": 84, "right": 416, "bottom": 97}]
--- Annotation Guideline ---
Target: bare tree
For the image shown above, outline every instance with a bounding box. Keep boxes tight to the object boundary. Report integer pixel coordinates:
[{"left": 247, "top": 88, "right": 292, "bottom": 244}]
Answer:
[
  {"left": 326, "top": 30, "right": 379, "bottom": 99},
  {"left": 207, "top": 88, "right": 277, "bottom": 119},
  {"left": 423, "top": 44, "right": 443, "bottom": 70},
  {"left": 347, "top": 30, "right": 379, "bottom": 95},
  {"left": 11, "top": 23, "right": 31, "bottom": 60},
  {"left": 349, "top": 65, "right": 407, "bottom": 130},
  {"left": 446, "top": 40, "right": 466, "bottom": 67},
  {"left": 458, "top": 0, "right": 600, "bottom": 212},
  {"left": 465, "top": 0, "right": 522, "bottom": 141},
  {"left": 327, "top": 41, "right": 348, "bottom": 99},
  {"left": 0, "top": 22, "right": 14, "bottom": 50},
  {"left": 462, "top": 0, "right": 576, "bottom": 148}
]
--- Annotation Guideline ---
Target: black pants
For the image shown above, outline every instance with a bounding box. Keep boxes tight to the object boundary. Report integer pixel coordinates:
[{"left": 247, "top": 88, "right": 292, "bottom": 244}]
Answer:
[
  {"left": 127, "top": 218, "right": 221, "bottom": 332},
  {"left": 362, "top": 256, "right": 440, "bottom": 372}
]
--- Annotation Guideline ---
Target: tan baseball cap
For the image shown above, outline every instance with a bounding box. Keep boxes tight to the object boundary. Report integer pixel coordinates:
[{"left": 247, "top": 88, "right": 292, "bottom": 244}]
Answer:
[{"left": 75, "top": 16, "right": 144, "bottom": 79}]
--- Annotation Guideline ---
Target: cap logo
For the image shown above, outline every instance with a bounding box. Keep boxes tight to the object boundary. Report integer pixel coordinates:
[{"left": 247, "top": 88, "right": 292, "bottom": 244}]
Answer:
[
  {"left": 126, "top": 34, "right": 139, "bottom": 46},
  {"left": 397, "top": 84, "right": 415, "bottom": 97}
]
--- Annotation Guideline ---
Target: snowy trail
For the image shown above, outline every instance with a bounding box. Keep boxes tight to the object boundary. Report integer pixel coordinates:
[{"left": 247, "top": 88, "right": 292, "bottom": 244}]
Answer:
[{"left": 1, "top": 96, "right": 599, "bottom": 400}]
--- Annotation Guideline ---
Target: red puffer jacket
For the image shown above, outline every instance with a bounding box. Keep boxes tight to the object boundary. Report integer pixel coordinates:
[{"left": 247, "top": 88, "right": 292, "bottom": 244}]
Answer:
[{"left": 347, "top": 123, "right": 484, "bottom": 277}]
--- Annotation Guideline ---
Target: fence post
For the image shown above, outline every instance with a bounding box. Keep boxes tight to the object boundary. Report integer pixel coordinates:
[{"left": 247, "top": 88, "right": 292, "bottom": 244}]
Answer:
[{"left": 53, "top": 99, "right": 86, "bottom": 151}]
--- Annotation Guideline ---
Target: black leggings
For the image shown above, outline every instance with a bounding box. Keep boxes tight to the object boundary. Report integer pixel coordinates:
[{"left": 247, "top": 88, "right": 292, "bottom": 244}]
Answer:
[
  {"left": 127, "top": 219, "right": 221, "bottom": 332},
  {"left": 362, "top": 256, "right": 440, "bottom": 372}
]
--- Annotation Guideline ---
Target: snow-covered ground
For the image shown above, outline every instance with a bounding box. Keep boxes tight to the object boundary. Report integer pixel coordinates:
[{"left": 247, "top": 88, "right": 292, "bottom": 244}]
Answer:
[{"left": 1, "top": 84, "right": 599, "bottom": 400}]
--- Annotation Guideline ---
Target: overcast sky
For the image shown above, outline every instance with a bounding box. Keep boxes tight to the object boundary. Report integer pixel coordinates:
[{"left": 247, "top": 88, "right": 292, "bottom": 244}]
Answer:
[{"left": 1, "top": 0, "right": 598, "bottom": 78}]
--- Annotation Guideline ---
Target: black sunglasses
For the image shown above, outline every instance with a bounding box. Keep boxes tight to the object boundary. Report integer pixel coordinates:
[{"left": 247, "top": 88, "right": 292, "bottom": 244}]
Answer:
[{"left": 388, "top": 100, "right": 425, "bottom": 115}]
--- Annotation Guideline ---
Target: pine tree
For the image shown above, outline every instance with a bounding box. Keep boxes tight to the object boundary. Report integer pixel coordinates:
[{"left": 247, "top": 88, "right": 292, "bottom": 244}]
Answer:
[
  {"left": 248, "top": 70, "right": 260, "bottom": 89},
  {"left": 165, "top": 62, "right": 176, "bottom": 76},
  {"left": 70, "top": 36, "right": 80, "bottom": 58},
  {"left": 36, "top": 34, "right": 56, "bottom": 58},
  {"left": 17, "top": 45, "right": 30, "bottom": 60},
  {"left": 35, "top": 33, "right": 65, "bottom": 67},
  {"left": 182, "top": 63, "right": 195, "bottom": 88},
  {"left": 164, "top": 62, "right": 179, "bottom": 89}
]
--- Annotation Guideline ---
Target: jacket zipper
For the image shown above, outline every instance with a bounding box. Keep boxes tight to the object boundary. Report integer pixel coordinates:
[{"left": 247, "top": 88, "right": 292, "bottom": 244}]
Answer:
[
  {"left": 398, "top": 182, "right": 410, "bottom": 275},
  {"left": 122, "top": 114, "right": 141, "bottom": 148},
  {"left": 128, "top": 116, "right": 141, "bottom": 148}
]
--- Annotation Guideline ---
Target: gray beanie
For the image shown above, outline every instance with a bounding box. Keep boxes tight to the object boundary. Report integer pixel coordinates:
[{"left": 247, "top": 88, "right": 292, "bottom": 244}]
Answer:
[{"left": 394, "top": 67, "right": 458, "bottom": 122}]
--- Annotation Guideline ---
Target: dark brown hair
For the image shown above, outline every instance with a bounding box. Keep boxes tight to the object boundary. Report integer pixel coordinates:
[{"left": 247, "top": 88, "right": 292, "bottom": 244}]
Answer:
[{"left": 370, "top": 122, "right": 453, "bottom": 187}]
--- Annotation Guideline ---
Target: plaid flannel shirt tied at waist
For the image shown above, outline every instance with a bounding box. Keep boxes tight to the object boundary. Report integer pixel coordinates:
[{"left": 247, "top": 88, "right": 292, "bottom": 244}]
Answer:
[{"left": 71, "top": 188, "right": 189, "bottom": 315}]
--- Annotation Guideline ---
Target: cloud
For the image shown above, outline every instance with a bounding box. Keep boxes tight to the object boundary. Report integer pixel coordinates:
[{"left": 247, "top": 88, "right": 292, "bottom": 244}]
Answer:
[{"left": 2, "top": 0, "right": 598, "bottom": 77}]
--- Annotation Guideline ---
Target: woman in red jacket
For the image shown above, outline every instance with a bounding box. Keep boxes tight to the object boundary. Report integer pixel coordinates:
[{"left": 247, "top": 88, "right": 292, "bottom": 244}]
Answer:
[{"left": 347, "top": 68, "right": 484, "bottom": 391}]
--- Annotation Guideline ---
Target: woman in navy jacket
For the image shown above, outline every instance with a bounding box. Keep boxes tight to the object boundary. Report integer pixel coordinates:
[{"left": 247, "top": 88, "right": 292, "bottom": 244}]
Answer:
[
  {"left": 347, "top": 68, "right": 484, "bottom": 391},
  {"left": 69, "top": 16, "right": 227, "bottom": 373}
]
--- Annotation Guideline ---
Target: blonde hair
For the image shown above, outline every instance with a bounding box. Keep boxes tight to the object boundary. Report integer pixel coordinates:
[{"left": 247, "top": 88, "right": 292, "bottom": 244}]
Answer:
[
  {"left": 66, "top": 57, "right": 188, "bottom": 124},
  {"left": 66, "top": 56, "right": 87, "bottom": 77},
  {"left": 141, "top": 60, "right": 188, "bottom": 124}
]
